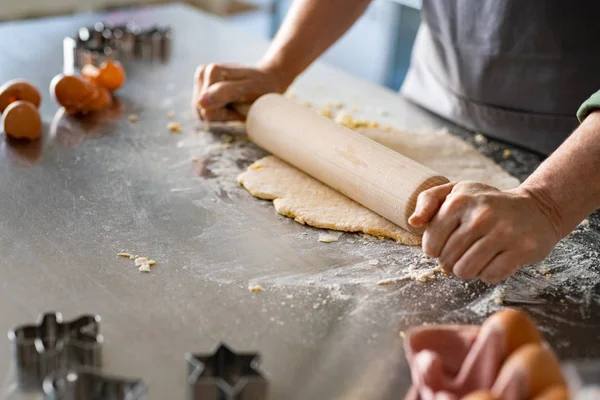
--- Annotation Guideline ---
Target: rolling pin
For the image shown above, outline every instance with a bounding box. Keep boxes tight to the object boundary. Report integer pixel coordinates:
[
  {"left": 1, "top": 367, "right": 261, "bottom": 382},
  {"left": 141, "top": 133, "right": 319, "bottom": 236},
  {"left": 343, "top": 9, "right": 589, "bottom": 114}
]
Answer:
[{"left": 239, "top": 94, "right": 449, "bottom": 235}]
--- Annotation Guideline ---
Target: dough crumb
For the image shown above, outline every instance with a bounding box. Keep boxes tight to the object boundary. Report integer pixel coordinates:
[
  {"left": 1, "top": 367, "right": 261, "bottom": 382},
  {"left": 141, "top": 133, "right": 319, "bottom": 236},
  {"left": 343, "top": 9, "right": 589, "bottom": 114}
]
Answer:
[
  {"left": 128, "top": 114, "right": 139, "bottom": 122},
  {"left": 119, "top": 254, "right": 157, "bottom": 273},
  {"left": 399, "top": 331, "right": 405, "bottom": 338},
  {"left": 313, "top": 302, "right": 321, "bottom": 309},
  {"left": 249, "top": 284, "right": 263, "bottom": 293},
  {"left": 474, "top": 133, "right": 487, "bottom": 144},
  {"left": 134, "top": 257, "right": 148, "bottom": 266},
  {"left": 318, "top": 231, "right": 343, "bottom": 243},
  {"left": 331, "top": 101, "right": 344, "bottom": 109},
  {"left": 285, "top": 90, "right": 296, "bottom": 99},
  {"left": 318, "top": 108, "right": 333, "bottom": 118},
  {"left": 138, "top": 264, "right": 151, "bottom": 273},
  {"left": 167, "top": 111, "right": 175, "bottom": 119},
  {"left": 377, "top": 276, "right": 410, "bottom": 285},
  {"left": 579, "top": 218, "right": 590, "bottom": 228},
  {"left": 300, "top": 101, "right": 313, "bottom": 109},
  {"left": 167, "top": 122, "right": 182, "bottom": 133},
  {"left": 334, "top": 111, "right": 380, "bottom": 129},
  {"left": 503, "top": 149, "right": 511, "bottom": 158},
  {"left": 368, "top": 259, "right": 379, "bottom": 266},
  {"left": 493, "top": 288, "right": 506, "bottom": 305},
  {"left": 415, "top": 267, "right": 441, "bottom": 282}
]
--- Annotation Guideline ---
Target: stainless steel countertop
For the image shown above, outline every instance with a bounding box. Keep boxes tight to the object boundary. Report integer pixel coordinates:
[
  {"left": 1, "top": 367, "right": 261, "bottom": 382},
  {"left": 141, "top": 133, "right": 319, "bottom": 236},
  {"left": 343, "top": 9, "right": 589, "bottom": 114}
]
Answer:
[{"left": 1, "top": 4, "right": 599, "bottom": 399}]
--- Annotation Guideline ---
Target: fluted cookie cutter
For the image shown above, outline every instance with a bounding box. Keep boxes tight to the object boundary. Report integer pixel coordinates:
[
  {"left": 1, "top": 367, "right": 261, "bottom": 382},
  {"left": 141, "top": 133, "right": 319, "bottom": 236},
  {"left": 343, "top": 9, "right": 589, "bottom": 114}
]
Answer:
[
  {"left": 185, "top": 343, "right": 268, "bottom": 400},
  {"left": 8, "top": 312, "right": 103, "bottom": 390},
  {"left": 43, "top": 368, "right": 147, "bottom": 400},
  {"left": 63, "top": 22, "right": 173, "bottom": 72}
]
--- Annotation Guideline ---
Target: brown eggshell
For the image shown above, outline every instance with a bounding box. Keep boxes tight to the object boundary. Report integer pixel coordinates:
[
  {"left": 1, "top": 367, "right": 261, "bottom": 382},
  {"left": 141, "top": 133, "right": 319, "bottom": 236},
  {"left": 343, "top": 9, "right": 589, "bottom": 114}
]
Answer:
[
  {"left": 0, "top": 79, "right": 41, "bottom": 113},
  {"left": 531, "top": 384, "right": 569, "bottom": 400},
  {"left": 2, "top": 101, "right": 42, "bottom": 140},
  {"left": 460, "top": 390, "right": 497, "bottom": 400},
  {"left": 492, "top": 343, "right": 565, "bottom": 399},
  {"left": 50, "top": 74, "right": 94, "bottom": 112},
  {"left": 80, "top": 85, "right": 112, "bottom": 113},
  {"left": 97, "top": 60, "right": 126, "bottom": 92},
  {"left": 483, "top": 308, "right": 541, "bottom": 355},
  {"left": 81, "top": 64, "right": 102, "bottom": 86}
]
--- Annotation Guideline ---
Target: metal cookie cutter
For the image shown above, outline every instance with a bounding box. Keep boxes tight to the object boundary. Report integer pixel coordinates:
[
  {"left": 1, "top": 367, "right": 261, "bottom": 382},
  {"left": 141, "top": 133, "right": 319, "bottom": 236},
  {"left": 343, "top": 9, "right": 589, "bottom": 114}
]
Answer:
[
  {"left": 43, "top": 368, "right": 147, "bottom": 400},
  {"left": 8, "top": 312, "right": 103, "bottom": 390},
  {"left": 63, "top": 21, "right": 173, "bottom": 72},
  {"left": 185, "top": 343, "right": 268, "bottom": 400}
]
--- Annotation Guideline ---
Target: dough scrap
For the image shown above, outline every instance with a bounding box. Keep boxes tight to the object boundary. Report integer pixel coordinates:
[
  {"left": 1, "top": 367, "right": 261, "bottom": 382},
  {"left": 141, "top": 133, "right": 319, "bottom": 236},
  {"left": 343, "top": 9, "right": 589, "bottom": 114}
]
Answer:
[{"left": 237, "top": 128, "right": 520, "bottom": 245}]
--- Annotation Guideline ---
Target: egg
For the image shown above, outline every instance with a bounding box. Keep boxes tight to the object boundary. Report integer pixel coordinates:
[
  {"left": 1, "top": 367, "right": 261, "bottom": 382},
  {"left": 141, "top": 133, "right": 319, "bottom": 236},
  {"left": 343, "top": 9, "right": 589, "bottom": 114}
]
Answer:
[
  {"left": 460, "top": 390, "right": 497, "bottom": 400},
  {"left": 96, "top": 60, "right": 126, "bottom": 92},
  {"left": 1, "top": 101, "right": 42, "bottom": 140},
  {"left": 0, "top": 79, "right": 41, "bottom": 113},
  {"left": 481, "top": 308, "right": 541, "bottom": 355},
  {"left": 492, "top": 343, "right": 565, "bottom": 399},
  {"left": 50, "top": 74, "right": 94, "bottom": 113},
  {"left": 531, "top": 384, "right": 569, "bottom": 400},
  {"left": 81, "top": 64, "right": 102, "bottom": 86},
  {"left": 81, "top": 85, "right": 112, "bottom": 113}
]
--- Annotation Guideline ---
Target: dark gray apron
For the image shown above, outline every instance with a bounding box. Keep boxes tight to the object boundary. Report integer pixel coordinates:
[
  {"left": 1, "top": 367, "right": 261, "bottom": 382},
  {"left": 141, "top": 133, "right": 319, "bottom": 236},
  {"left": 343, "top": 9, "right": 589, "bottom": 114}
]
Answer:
[{"left": 400, "top": 0, "right": 600, "bottom": 155}]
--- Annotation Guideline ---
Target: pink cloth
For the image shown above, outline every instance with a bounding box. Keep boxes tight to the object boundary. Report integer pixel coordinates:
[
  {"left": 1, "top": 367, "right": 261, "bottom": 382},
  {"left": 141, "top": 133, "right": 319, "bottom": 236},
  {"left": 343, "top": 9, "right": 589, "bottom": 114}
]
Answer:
[
  {"left": 404, "top": 324, "right": 507, "bottom": 400},
  {"left": 403, "top": 310, "right": 549, "bottom": 400}
]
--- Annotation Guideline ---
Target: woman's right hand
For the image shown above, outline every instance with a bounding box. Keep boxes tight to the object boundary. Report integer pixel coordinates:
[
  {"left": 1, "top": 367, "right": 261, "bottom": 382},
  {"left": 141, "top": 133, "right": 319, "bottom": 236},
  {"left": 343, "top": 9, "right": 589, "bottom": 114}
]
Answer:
[{"left": 192, "top": 64, "right": 286, "bottom": 122}]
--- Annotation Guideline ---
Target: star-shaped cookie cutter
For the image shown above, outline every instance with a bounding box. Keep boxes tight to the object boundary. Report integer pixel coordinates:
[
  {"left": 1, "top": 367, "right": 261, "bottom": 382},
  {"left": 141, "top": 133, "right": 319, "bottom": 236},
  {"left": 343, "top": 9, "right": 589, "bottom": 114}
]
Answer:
[
  {"left": 42, "top": 367, "right": 147, "bottom": 400},
  {"left": 8, "top": 312, "right": 103, "bottom": 390},
  {"left": 185, "top": 343, "right": 268, "bottom": 400}
]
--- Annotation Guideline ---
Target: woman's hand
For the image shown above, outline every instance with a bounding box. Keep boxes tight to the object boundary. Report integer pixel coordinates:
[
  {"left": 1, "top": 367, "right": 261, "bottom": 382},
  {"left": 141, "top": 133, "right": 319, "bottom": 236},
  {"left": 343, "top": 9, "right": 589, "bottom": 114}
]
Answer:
[
  {"left": 409, "top": 182, "right": 563, "bottom": 284},
  {"left": 192, "top": 64, "right": 286, "bottom": 122}
]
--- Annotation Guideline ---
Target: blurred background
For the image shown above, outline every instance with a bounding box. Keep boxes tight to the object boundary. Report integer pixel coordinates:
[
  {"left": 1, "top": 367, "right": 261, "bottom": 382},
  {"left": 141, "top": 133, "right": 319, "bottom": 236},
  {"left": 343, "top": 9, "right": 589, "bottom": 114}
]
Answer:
[{"left": 0, "top": 0, "right": 422, "bottom": 90}]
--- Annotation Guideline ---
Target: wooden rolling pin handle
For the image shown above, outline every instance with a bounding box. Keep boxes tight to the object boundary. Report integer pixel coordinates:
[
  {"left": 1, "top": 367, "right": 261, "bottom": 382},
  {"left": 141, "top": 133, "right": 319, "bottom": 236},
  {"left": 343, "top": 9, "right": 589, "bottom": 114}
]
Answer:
[{"left": 244, "top": 94, "right": 449, "bottom": 235}]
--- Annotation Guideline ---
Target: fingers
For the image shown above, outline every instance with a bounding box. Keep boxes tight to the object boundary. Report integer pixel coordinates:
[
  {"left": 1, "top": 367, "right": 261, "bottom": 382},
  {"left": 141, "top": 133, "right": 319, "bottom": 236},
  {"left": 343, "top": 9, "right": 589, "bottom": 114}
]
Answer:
[
  {"left": 198, "top": 65, "right": 256, "bottom": 107},
  {"left": 452, "top": 235, "right": 505, "bottom": 280},
  {"left": 437, "top": 225, "right": 485, "bottom": 273},
  {"left": 409, "top": 182, "right": 456, "bottom": 228},
  {"left": 198, "top": 106, "right": 245, "bottom": 122},
  {"left": 438, "top": 203, "right": 495, "bottom": 271},
  {"left": 200, "top": 81, "right": 259, "bottom": 110},
  {"left": 478, "top": 251, "right": 521, "bottom": 284},
  {"left": 421, "top": 190, "right": 474, "bottom": 258}
]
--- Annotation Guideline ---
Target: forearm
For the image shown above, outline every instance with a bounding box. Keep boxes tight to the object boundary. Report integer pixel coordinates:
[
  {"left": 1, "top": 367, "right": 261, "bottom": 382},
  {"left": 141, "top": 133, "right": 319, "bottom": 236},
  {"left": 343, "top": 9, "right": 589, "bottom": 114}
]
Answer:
[
  {"left": 519, "top": 111, "right": 600, "bottom": 237},
  {"left": 259, "top": 0, "right": 372, "bottom": 89}
]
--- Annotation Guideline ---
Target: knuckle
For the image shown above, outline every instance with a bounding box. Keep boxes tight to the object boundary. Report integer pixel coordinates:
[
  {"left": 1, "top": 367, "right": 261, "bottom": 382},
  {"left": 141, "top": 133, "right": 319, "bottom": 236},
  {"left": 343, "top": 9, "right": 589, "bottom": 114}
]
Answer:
[
  {"left": 447, "top": 193, "right": 470, "bottom": 211},
  {"left": 519, "top": 237, "right": 538, "bottom": 253},
  {"left": 205, "top": 64, "right": 222, "bottom": 80},
  {"left": 194, "top": 65, "right": 205, "bottom": 80},
  {"left": 494, "top": 221, "right": 514, "bottom": 237},
  {"left": 469, "top": 205, "right": 494, "bottom": 229}
]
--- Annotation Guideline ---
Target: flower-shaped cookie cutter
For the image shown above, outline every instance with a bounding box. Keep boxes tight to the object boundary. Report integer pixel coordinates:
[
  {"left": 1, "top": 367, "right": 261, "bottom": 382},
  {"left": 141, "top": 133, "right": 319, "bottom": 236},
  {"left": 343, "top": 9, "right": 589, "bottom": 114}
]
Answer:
[
  {"left": 8, "top": 312, "right": 103, "bottom": 390},
  {"left": 43, "top": 367, "right": 146, "bottom": 400}
]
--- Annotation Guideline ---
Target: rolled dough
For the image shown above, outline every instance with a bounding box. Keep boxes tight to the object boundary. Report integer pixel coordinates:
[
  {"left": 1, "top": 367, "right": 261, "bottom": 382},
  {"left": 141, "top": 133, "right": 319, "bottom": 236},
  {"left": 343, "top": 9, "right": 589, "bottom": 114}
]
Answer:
[{"left": 237, "top": 127, "right": 520, "bottom": 246}]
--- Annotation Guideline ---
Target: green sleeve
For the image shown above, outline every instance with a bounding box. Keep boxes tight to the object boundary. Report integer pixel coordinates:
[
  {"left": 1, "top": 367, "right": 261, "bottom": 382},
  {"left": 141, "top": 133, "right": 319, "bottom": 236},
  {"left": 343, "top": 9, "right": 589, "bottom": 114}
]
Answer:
[{"left": 577, "top": 90, "right": 600, "bottom": 122}]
